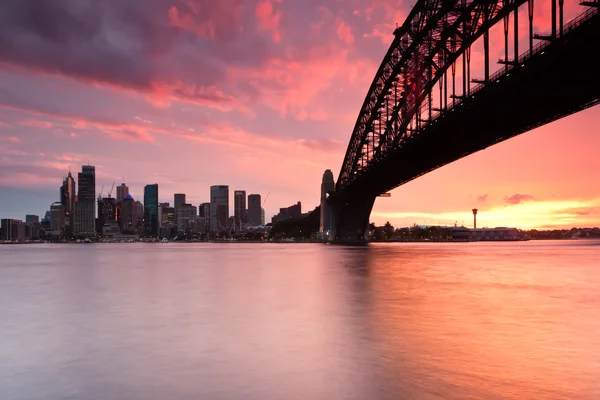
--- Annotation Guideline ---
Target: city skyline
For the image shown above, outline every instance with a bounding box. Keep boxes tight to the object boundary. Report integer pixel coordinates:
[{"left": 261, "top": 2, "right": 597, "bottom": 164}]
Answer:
[{"left": 1, "top": 1, "right": 599, "bottom": 229}]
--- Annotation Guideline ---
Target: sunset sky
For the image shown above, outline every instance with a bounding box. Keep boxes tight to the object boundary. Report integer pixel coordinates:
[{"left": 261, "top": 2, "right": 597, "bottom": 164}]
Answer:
[{"left": 0, "top": 0, "right": 598, "bottom": 229}]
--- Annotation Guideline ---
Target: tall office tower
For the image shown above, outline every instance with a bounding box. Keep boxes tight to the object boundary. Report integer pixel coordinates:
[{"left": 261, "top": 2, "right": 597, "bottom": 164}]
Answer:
[
  {"left": 60, "top": 170, "right": 76, "bottom": 237},
  {"left": 120, "top": 194, "right": 137, "bottom": 233},
  {"left": 50, "top": 202, "right": 65, "bottom": 234},
  {"left": 25, "top": 215, "right": 39, "bottom": 225},
  {"left": 177, "top": 203, "right": 195, "bottom": 234},
  {"left": 199, "top": 203, "right": 210, "bottom": 218},
  {"left": 97, "top": 197, "right": 117, "bottom": 234},
  {"left": 234, "top": 190, "right": 246, "bottom": 230},
  {"left": 261, "top": 208, "right": 265, "bottom": 226},
  {"left": 144, "top": 184, "right": 159, "bottom": 236},
  {"left": 116, "top": 183, "right": 129, "bottom": 203},
  {"left": 74, "top": 165, "right": 95, "bottom": 237},
  {"left": 247, "top": 194, "right": 262, "bottom": 226},
  {"left": 320, "top": 170, "right": 335, "bottom": 236},
  {"left": 210, "top": 185, "right": 229, "bottom": 232},
  {"left": 174, "top": 193, "right": 186, "bottom": 225},
  {"left": 135, "top": 200, "right": 144, "bottom": 231}
]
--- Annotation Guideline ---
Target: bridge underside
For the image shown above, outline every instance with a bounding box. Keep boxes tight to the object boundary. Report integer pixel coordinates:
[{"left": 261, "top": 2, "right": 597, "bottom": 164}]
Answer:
[{"left": 330, "top": 15, "right": 600, "bottom": 243}]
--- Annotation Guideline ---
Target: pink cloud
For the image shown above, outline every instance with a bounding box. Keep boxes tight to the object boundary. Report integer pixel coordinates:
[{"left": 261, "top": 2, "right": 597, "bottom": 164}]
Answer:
[
  {"left": 20, "top": 119, "right": 53, "bottom": 129},
  {"left": 336, "top": 19, "right": 355, "bottom": 45},
  {"left": 7, "top": 136, "right": 20, "bottom": 143},
  {"left": 255, "top": 0, "right": 282, "bottom": 43},
  {"left": 505, "top": 194, "right": 535, "bottom": 205}
]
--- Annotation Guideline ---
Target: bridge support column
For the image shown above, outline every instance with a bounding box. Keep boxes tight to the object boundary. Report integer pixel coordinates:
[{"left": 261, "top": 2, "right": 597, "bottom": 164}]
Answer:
[{"left": 329, "top": 195, "right": 376, "bottom": 245}]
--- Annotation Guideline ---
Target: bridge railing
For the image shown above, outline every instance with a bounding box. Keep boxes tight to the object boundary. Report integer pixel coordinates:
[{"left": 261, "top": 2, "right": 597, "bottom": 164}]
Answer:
[{"left": 426, "top": 6, "right": 598, "bottom": 129}]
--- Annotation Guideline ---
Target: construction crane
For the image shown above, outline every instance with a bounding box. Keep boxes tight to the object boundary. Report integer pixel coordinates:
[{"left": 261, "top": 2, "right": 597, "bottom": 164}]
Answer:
[
  {"left": 262, "top": 192, "right": 270, "bottom": 207},
  {"left": 98, "top": 184, "right": 104, "bottom": 200},
  {"left": 107, "top": 181, "right": 115, "bottom": 198}
]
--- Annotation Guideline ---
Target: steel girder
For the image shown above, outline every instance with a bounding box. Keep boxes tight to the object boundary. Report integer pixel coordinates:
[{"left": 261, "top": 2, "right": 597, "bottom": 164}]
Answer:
[{"left": 337, "top": 0, "right": 527, "bottom": 191}]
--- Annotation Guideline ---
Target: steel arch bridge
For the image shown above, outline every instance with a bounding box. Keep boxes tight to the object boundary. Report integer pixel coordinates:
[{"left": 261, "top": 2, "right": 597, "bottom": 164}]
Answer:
[{"left": 326, "top": 0, "right": 600, "bottom": 243}]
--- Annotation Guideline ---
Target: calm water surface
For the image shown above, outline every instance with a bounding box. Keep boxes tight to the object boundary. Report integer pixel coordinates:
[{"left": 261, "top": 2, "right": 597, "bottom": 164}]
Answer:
[{"left": 1, "top": 241, "right": 599, "bottom": 400}]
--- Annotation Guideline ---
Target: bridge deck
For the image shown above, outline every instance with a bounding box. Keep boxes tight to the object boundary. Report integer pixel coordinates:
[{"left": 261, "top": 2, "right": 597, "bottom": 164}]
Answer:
[{"left": 335, "top": 11, "right": 600, "bottom": 200}]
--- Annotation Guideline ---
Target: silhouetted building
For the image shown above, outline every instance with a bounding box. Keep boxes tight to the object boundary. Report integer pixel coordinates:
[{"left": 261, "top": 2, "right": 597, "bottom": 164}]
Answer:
[
  {"left": 50, "top": 202, "right": 65, "bottom": 236},
  {"left": 178, "top": 203, "right": 196, "bottom": 234},
  {"left": 120, "top": 194, "right": 137, "bottom": 233},
  {"left": 174, "top": 193, "right": 186, "bottom": 226},
  {"left": 210, "top": 185, "right": 229, "bottom": 232},
  {"left": 320, "top": 169, "right": 335, "bottom": 237},
  {"left": 248, "top": 194, "right": 262, "bottom": 226},
  {"left": 234, "top": 190, "right": 246, "bottom": 230},
  {"left": 135, "top": 200, "right": 144, "bottom": 231},
  {"left": 1, "top": 219, "right": 24, "bottom": 241},
  {"left": 60, "top": 171, "right": 75, "bottom": 237},
  {"left": 74, "top": 165, "right": 95, "bottom": 237},
  {"left": 25, "top": 215, "right": 39, "bottom": 225},
  {"left": 199, "top": 203, "right": 210, "bottom": 218},
  {"left": 116, "top": 183, "right": 129, "bottom": 203},
  {"left": 98, "top": 197, "right": 117, "bottom": 235},
  {"left": 272, "top": 202, "right": 302, "bottom": 224},
  {"left": 144, "top": 184, "right": 159, "bottom": 236}
]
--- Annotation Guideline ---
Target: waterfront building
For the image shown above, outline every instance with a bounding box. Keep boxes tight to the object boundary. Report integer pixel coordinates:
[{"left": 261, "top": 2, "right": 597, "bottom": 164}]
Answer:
[
  {"left": 248, "top": 194, "right": 261, "bottom": 226},
  {"left": 50, "top": 202, "right": 65, "bottom": 236},
  {"left": 1, "top": 219, "right": 24, "bottom": 241},
  {"left": 60, "top": 171, "right": 76, "bottom": 237},
  {"left": 120, "top": 194, "right": 137, "bottom": 233},
  {"left": 97, "top": 197, "right": 117, "bottom": 235},
  {"left": 174, "top": 193, "right": 186, "bottom": 226},
  {"left": 144, "top": 184, "right": 159, "bottom": 236},
  {"left": 272, "top": 202, "right": 302, "bottom": 224},
  {"left": 116, "top": 183, "right": 129, "bottom": 203},
  {"left": 451, "top": 227, "right": 519, "bottom": 241},
  {"left": 177, "top": 203, "right": 195, "bottom": 234},
  {"left": 199, "top": 203, "right": 210, "bottom": 218},
  {"left": 261, "top": 208, "right": 265, "bottom": 226},
  {"left": 319, "top": 169, "right": 335, "bottom": 238},
  {"left": 135, "top": 200, "right": 144, "bottom": 231},
  {"left": 25, "top": 215, "right": 39, "bottom": 225},
  {"left": 74, "top": 165, "right": 95, "bottom": 237},
  {"left": 234, "top": 190, "right": 246, "bottom": 230},
  {"left": 210, "top": 185, "right": 229, "bottom": 232}
]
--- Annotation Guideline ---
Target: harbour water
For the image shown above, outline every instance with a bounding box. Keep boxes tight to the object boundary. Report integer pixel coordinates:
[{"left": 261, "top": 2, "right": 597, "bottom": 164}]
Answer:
[{"left": 1, "top": 240, "right": 599, "bottom": 400}]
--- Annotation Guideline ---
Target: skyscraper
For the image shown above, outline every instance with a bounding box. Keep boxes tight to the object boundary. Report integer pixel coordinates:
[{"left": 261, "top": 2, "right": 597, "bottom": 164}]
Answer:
[
  {"left": 210, "top": 185, "right": 229, "bottom": 232},
  {"left": 74, "top": 165, "right": 95, "bottom": 237},
  {"left": 199, "top": 203, "right": 210, "bottom": 218},
  {"left": 174, "top": 193, "right": 186, "bottom": 226},
  {"left": 60, "top": 171, "right": 75, "bottom": 237},
  {"left": 320, "top": 169, "right": 335, "bottom": 236},
  {"left": 120, "top": 194, "right": 137, "bottom": 233},
  {"left": 144, "top": 184, "right": 159, "bottom": 236},
  {"left": 234, "top": 190, "right": 246, "bottom": 230},
  {"left": 248, "top": 194, "right": 261, "bottom": 226},
  {"left": 116, "top": 183, "right": 129, "bottom": 203}
]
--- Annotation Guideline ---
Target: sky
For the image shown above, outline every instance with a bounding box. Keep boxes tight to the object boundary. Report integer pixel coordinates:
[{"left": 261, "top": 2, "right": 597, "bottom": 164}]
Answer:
[{"left": 0, "top": 0, "right": 598, "bottom": 229}]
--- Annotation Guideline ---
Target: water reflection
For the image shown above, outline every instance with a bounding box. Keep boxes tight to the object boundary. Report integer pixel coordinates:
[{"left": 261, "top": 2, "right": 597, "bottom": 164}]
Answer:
[{"left": 0, "top": 241, "right": 599, "bottom": 400}]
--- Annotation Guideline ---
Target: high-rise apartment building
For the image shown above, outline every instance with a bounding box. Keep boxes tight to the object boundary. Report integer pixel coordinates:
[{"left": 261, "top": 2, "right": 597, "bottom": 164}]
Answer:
[
  {"left": 120, "top": 194, "right": 137, "bottom": 233},
  {"left": 144, "top": 184, "right": 159, "bottom": 236},
  {"left": 199, "top": 203, "right": 210, "bottom": 218},
  {"left": 210, "top": 185, "right": 229, "bottom": 232},
  {"left": 248, "top": 194, "right": 262, "bottom": 226},
  {"left": 25, "top": 215, "right": 39, "bottom": 225},
  {"left": 60, "top": 171, "right": 75, "bottom": 237},
  {"left": 74, "top": 165, "right": 95, "bottom": 237},
  {"left": 116, "top": 183, "right": 129, "bottom": 203},
  {"left": 174, "top": 193, "right": 186, "bottom": 226},
  {"left": 177, "top": 203, "right": 195, "bottom": 234},
  {"left": 50, "top": 202, "right": 65, "bottom": 234},
  {"left": 234, "top": 190, "right": 246, "bottom": 230}
]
